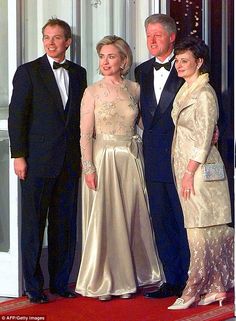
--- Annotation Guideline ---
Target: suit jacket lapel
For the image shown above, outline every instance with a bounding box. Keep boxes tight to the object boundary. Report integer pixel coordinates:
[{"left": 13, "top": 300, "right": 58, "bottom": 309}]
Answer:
[
  {"left": 150, "top": 67, "right": 184, "bottom": 127},
  {"left": 39, "top": 55, "right": 65, "bottom": 121},
  {"left": 157, "top": 67, "right": 184, "bottom": 115},
  {"left": 65, "top": 62, "right": 84, "bottom": 126},
  {"left": 140, "top": 58, "right": 158, "bottom": 124}
]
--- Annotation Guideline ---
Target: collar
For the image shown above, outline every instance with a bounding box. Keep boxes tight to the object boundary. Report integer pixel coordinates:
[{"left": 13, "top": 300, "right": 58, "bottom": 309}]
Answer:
[{"left": 47, "top": 55, "right": 67, "bottom": 69}]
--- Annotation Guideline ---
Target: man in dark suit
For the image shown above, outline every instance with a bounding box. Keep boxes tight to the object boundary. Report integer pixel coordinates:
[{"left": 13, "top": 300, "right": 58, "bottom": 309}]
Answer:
[
  {"left": 8, "top": 18, "right": 87, "bottom": 303},
  {"left": 135, "top": 14, "right": 190, "bottom": 298}
]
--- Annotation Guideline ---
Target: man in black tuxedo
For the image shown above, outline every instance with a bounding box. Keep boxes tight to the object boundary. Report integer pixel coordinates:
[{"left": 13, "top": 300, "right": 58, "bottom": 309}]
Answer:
[
  {"left": 8, "top": 18, "right": 87, "bottom": 303},
  {"left": 135, "top": 14, "right": 190, "bottom": 298}
]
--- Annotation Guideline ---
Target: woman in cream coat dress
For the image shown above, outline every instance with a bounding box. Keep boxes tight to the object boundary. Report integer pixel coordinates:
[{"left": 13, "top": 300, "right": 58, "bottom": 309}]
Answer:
[{"left": 168, "top": 37, "right": 234, "bottom": 310}]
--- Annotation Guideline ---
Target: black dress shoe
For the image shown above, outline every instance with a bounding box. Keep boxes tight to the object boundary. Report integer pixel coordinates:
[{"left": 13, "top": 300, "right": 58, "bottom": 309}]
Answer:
[
  {"left": 51, "top": 289, "right": 76, "bottom": 298},
  {"left": 144, "top": 283, "right": 183, "bottom": 299},
  {"left": 27, "top": 293, "right": 49, "bottom": 304}
]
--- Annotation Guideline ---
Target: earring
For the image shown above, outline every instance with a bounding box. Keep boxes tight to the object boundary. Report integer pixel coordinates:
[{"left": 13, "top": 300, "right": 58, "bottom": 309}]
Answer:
[{"left": 120, "top": 65, "right": 124, "bottom": 70}]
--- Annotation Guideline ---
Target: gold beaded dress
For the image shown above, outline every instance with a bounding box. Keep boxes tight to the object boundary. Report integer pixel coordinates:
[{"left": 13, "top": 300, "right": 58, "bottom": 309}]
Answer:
[{"left": 75, "top": 78, "right": 164, "bottom": 297}]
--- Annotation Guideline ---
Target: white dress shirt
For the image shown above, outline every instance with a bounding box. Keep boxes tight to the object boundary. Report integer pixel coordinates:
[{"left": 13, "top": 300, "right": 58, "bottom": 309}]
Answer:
[
  {"left": 153, "top": 53, "right": 175, "bottom": 105},
  {"left": 47, "top": 55, "right": 69, "bottom": 108}
]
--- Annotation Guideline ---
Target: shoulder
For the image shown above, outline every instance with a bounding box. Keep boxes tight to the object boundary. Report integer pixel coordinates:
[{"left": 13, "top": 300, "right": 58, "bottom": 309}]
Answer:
[
  {"left": 135, "top": 58, "right": 154, "bottom": 72},
  {"left": 125, "top": 79, "right": 139, "bottom": 90},
  {"left": 15, "top": 57, "right": 42, "bottom": 72},
  {"left": 197, "top": 83, "right": 217, "bottom": 103},
  {"left": 135, "top": 58, "right": 154, "bottom": 82},
  {"left": 124, "top": 79, "right": 140, "bottom": 100},
  {"left": 12, "top": 57, "right": 44, "bottom": 83},
  {"left": 83, "top": 80, "right": 102, "bottom": 97},
  {"left": 87, "top": 79, "right": 102, "bottom": 90},
  {"left": 69, "top": 61, "right": 86, "bottom": 73}
]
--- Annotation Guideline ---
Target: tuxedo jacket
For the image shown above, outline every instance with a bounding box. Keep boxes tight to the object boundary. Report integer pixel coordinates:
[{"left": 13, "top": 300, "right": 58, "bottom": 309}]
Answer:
[
  {"left": 8, "top": 54, "right": 87, "bottom": 177},
  {"left": 135, "top": 57, "right": 184, "bottom": 182}
]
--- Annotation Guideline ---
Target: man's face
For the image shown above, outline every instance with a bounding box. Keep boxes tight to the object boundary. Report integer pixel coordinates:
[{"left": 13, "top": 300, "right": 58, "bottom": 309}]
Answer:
[
  {"left": 146, "top": 22, "right": 175, "bottom": 60},
  {"left": 43, "top": 25, "right": 71, "bottom": 62}
]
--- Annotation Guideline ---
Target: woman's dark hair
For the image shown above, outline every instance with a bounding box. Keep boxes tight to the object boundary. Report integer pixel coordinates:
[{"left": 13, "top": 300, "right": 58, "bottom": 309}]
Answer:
[{"left": 174, "top": 36, "right": 210, "bottom": 74}]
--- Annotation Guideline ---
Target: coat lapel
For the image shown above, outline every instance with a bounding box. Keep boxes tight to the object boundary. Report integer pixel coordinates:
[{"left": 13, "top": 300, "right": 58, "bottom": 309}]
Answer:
[
  {"left": 177, "top": 96, "right": 197, "bottom": 116},
  {"left": 65, "top": 65, "right": 77, "bottom": 124},
  {"left": 173, "top": 75, "right": 210, "bottom": 121},
  {"left": 150, "top": 67, "right": 184, "bottom": 126},
  {"left": 157, "top": 67, "right": 184, "bottom": 115},
  {"left": 140, "top": 58, "right": 158, "bottom": 124},
  {"left": 39, "top": 55, "right": 65, "bottom": 121}
]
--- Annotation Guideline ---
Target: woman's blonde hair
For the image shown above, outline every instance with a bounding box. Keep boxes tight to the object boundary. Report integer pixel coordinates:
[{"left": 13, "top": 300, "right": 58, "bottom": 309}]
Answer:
[{"left": 96, "top": 35, "right": 133, "bottom": 76}]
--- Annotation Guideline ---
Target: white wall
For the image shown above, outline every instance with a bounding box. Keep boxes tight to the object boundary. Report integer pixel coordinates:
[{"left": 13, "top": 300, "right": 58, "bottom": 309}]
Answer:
[{"left": 80, "top": 0, "right": 159, "bottom": 84}]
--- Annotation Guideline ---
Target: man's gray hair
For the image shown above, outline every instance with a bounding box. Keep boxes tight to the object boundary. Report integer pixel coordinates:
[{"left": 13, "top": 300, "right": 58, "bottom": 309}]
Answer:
[{"left": 145, "top": 14, "right": 177, "bottom": 35}]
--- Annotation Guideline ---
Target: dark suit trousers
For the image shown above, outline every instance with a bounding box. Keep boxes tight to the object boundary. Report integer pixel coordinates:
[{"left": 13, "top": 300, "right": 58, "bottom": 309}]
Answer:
[
  {"left": 146, "top": 181, "right": 190, "bottom": 286},
  {"left": 20, "top": 162, "right": 79, "bottom": 296}
]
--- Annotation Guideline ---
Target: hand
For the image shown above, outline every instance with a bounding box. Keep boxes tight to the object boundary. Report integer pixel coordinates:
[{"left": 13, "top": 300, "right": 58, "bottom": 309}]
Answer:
[
  {"left": 85, "top": 172, "right": 97, "bottom": 190},
  {"left": 14, "top": 157, "right": 27, "bottom": 180},
  {"left": 212, "top": 125, "right": 219, "bottom": 145},
  {"left": 181, "top": 172, "right": 195, "bottom": 200}
]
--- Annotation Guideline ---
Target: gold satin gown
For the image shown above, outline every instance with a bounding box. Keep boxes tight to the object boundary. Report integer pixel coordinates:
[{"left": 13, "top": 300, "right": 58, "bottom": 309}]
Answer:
[{"left": 75, "top": 78, "right": 164, "bottom": 297}]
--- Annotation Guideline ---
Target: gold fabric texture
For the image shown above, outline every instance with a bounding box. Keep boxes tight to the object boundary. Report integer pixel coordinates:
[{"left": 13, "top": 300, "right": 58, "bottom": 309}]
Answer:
[
  {"left": 171, "top": 73, "right": 231, "bottom": 228},
  {"left": 76, "top": 79, "right": 164, "bottom": 297}
]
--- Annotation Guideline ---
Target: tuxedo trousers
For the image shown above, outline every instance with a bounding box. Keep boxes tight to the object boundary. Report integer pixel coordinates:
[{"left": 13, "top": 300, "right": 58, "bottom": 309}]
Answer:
[
  {"left": 146, "top": 180, "right": 190, "bottom": 286},
  {"left": 20, "top": 162, "right": 79, "bottom": 296}
]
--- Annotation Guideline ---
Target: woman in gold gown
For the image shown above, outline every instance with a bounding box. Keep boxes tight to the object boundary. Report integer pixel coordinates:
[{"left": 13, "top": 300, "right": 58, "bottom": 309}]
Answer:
[
  {"left": 75, "top": 35, "right": 165, "bottom": 301},
  {"left": 168, "top": 36, "right": 234, "bottom": 310}
]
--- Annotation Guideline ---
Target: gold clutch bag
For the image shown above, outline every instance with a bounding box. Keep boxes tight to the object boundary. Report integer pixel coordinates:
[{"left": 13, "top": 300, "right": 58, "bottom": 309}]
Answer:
[{"left": 202, "top": 163, "right": 225, "bottom": 181}]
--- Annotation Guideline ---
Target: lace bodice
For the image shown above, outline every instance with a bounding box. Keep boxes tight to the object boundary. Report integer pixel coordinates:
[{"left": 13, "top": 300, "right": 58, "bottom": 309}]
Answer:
[{"left": 80, "top": 78, "right": 140, "bottom": 174}]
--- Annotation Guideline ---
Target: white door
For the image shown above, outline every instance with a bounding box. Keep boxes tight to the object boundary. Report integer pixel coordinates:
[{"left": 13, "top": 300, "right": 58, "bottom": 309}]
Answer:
[
  {"left": 0, "top": 127, "right": 22, "bottom": 297},
  {"left": 0, "top": 0, "right": 23, "bottom": 297}
]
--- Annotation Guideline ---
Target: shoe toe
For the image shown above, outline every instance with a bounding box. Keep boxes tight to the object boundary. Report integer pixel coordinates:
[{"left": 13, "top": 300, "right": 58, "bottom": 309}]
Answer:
[
  {"left": 29, "top": 294, "right": 49, "bottom": 304},
  {"left": 98, "top": 295, "right": 112, "bottom": 301},
  {"left": 58, "top": 291, "right": 76, "bottom": 298},
  {"left": 51, "top": 289, "right": 76, "bottom": 298},
  {"left": 144, "top": 291, "right": 160, "bottom": 298},
  {"left": 120, "top": 293, "right": 132, "bottom": 299}
]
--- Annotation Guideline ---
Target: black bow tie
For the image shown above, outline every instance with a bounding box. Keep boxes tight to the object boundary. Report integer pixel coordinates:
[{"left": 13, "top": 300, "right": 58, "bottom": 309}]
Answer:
[
  {"left": 153, "top": 57, "right": 175, "bottom": 71},
  {"left": 53, "top": 61, "right": 70, "bottom": 70}
]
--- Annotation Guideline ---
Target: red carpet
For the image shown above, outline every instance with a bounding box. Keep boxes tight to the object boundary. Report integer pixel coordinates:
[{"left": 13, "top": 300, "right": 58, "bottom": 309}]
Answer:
[{"left": 0, "top": 290, "right": 234, "bottom": 321}]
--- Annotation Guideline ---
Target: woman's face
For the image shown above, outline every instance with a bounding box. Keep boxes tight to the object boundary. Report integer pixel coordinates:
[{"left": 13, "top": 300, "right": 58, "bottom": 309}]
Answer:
[
  {"left": 98, "top": 44, "right": 125, "bottom": 77},
  {"left": 175, "top": 50, "right": 203, "bottom": 84}
]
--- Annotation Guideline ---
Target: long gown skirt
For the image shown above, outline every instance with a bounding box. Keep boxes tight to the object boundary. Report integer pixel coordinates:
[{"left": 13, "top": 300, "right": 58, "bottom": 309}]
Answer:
[
  {"left": 76, "top": 134, "right": 164, "bottom": 297},
  {"left": 182, "top": 225, "right": 234, "bottom": 298}
]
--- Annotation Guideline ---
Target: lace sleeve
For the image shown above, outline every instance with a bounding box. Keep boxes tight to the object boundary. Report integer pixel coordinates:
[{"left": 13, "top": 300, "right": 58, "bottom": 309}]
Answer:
[{"left": 80, "top": 88, "right": 96, "bottom": 174}]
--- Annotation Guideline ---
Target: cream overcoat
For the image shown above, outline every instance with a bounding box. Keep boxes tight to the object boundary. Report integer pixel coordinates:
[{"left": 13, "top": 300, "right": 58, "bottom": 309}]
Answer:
[{"left": 171, "top": 73, "right": 231, "bottom": 228}]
